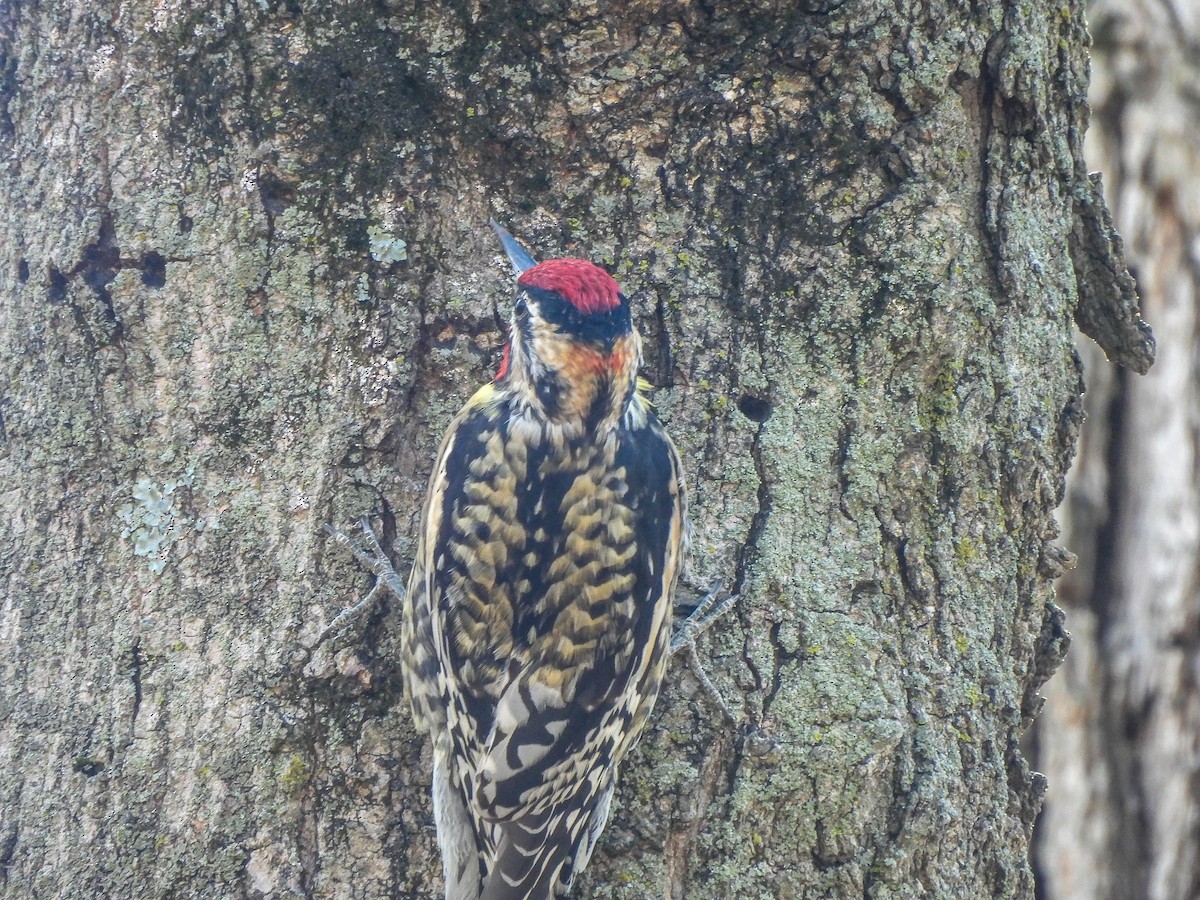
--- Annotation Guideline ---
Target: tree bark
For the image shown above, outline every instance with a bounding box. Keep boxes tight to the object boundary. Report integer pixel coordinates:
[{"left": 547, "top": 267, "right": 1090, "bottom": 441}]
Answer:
[
  {"left": 1031, "top": 1, "right": 1197, "bottom": 898},
  {"left": 0, "top": 2, "right": 1146, "bottom": 898}
]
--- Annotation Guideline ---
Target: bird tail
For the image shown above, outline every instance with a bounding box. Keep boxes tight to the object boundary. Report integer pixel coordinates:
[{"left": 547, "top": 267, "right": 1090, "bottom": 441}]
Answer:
[
  {"left": 478, "top": 813, "right": 571, "bottom": 900},
  {"left": 478, "top": 781, "right": 615, "bottom": 900}
]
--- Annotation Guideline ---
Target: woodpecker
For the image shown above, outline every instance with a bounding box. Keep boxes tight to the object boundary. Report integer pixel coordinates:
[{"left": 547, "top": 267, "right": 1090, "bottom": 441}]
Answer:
[{"left": 400, "top": 222, "right": 687, "bottom": 899}]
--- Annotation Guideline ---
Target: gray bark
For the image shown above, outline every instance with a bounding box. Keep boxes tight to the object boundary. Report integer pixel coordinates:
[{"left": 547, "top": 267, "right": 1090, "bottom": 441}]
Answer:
[
  {"left": 0, "top": 2, "right": 1143, "bottom": 898},
  {"left": 1032, "top": 1, "right": 1198, "bottom": 897}
]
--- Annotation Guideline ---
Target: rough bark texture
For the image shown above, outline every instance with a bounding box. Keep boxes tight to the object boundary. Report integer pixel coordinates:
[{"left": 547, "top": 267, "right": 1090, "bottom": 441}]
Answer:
[
  {"left": 1032, "top": 1, "right": 1198, "bottom": 898},
  {"left": 0, "top": 2, "right": 1143, "bottom": 898}
]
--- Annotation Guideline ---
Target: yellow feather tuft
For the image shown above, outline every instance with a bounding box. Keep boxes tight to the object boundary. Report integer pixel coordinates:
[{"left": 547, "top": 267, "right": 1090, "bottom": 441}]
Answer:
[{"left": 465, "top": 383, "right": 502, "bottom": 411}]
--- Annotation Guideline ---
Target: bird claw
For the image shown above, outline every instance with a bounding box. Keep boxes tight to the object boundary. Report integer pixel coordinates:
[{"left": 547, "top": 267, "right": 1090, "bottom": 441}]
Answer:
[
  {"left": 670, "top": 581, "right": 738, "bottom": 653},
  {"left": 307, "top": 518, "right": 407, "bottom": 653},
  {"left": 671, "top": 582, "right": 738, "bottom": 722}
]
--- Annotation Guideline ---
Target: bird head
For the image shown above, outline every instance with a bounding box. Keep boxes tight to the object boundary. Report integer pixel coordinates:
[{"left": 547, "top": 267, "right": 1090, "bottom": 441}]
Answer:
[{"left": 490, "top": 222, "right": 641, "bottom": 429}]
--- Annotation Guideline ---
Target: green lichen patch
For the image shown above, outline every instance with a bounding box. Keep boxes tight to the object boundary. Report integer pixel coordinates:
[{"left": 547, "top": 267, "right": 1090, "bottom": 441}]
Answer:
[{"left": 116, "top": 468, "right": 202, "bottom": 574}]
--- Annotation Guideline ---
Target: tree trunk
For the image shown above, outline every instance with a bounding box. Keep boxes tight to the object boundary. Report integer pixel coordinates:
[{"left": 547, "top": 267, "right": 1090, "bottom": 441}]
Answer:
[
  {"left": 1031, "top": 1, "right": 1198, "bottom": 897},
  {"left": 0, "top": 2, "right": 1148, "bottom": 898}
]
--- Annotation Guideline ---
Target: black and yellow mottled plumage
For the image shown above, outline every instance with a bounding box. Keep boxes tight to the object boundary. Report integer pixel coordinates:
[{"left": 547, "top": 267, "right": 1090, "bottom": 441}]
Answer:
[{"left": 402, "top": 231, "right": 685, "bottom": 900}]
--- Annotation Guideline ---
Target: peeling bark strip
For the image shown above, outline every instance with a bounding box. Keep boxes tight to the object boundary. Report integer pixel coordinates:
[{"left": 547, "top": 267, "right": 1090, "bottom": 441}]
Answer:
[
  {"left": 1069, "top": 174, "right": 1155, "bottom": 374},
  {"left": 0, "top": 2, "right": 1134, "bottom": 898}
]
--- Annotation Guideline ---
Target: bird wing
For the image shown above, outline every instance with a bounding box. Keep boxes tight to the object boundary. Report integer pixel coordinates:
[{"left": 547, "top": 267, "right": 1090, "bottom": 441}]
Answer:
[{"left": 403, "top": 383, "right": 506, "bottom": 739}]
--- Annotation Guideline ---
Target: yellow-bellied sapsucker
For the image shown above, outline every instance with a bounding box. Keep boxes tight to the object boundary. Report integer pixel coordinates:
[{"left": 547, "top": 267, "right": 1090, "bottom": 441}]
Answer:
[{"left": 402, "top": 223, "right": 687, "bottom": 899}]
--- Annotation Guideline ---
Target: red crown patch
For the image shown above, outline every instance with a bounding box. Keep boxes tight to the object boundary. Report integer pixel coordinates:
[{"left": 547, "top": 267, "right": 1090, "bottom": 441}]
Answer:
[{"left": 518, "top": 259, "right": 622, "bottom": 314}]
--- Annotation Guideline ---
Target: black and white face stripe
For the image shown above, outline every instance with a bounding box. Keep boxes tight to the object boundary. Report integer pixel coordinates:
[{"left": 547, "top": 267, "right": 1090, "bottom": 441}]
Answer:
[
  {"left": 501, "top": 277, "right": 645, "bottom": 434},
  {"left": 518, "top": 285, "right": 632, "bottom": 349}
]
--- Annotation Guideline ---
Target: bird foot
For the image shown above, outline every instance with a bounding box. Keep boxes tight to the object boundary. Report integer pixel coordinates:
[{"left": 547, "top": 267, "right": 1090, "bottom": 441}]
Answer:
[
  {"left": 671, "top": 582, "right": 739, "bottom": 721},
  {"left": 307, "top": 517, "right": 407, "bottom": 654}
]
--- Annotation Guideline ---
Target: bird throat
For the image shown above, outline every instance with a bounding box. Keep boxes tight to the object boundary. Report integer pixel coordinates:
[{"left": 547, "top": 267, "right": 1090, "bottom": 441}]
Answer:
[{"left": 523, "top": 334, "right": 638, "bottom": 432}]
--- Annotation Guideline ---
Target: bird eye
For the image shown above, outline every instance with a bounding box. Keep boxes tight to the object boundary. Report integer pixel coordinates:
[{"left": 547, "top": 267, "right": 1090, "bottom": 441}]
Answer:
[{"left": 514, "top": 296, "right": 528, "bottom": 316}]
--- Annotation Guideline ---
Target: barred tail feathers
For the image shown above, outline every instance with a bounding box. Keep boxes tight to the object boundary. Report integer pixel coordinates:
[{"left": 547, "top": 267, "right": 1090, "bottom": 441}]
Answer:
[{"left": 478, "top": 779, "right": 616, "bottom": 900}]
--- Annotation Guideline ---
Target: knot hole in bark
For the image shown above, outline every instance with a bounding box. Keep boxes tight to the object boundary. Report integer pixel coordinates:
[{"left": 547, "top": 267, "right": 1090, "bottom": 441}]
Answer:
[
  {"left": 141, "top": 252, "right": 166, "bottom": 288},
  {"left": 736, "top": 394, "right": 772, "bottom": 422}
]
